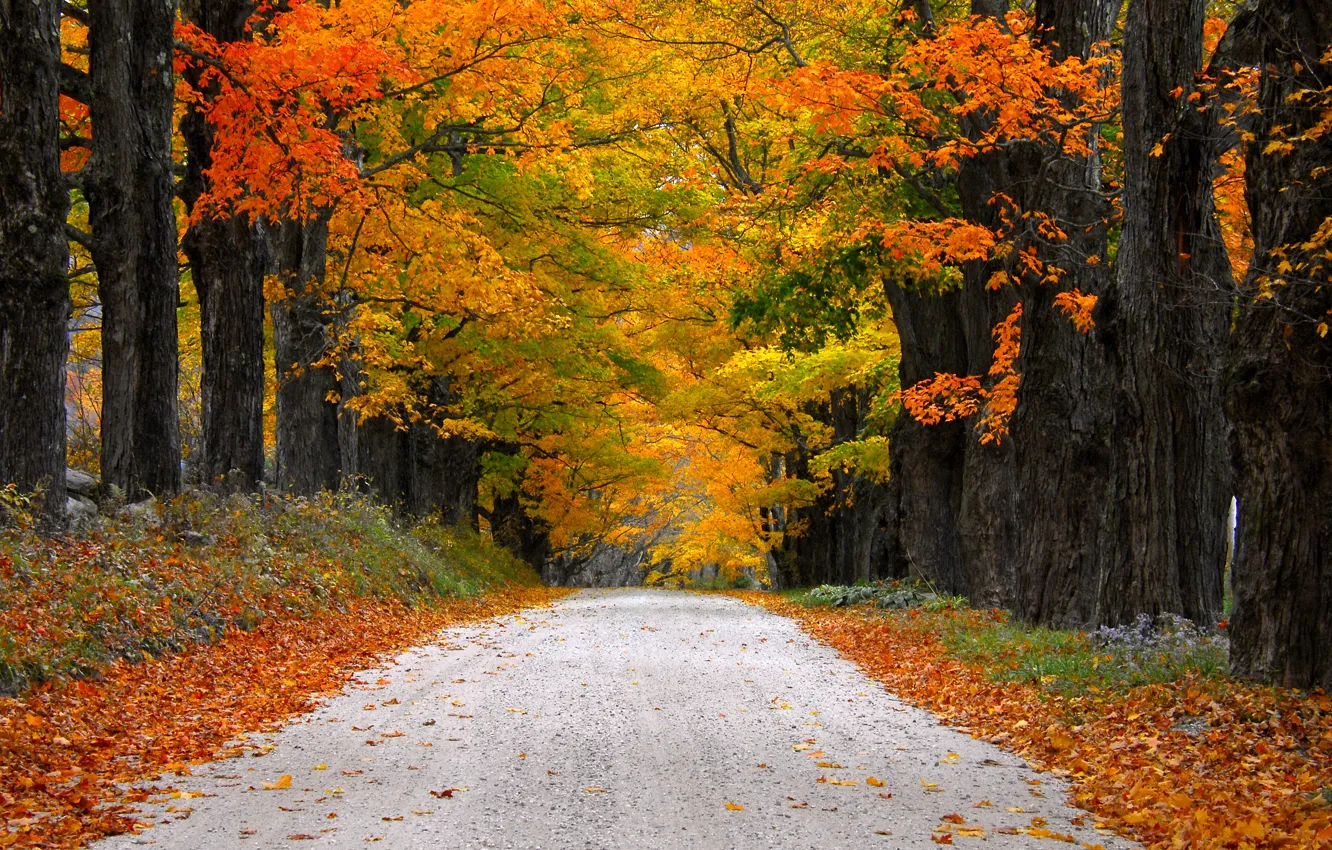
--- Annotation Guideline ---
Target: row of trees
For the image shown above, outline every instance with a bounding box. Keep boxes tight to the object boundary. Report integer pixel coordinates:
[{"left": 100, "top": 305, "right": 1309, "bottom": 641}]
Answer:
[
  {"left": 670, "top": 0, "right": 1329, "bottom": 688},
  {"left": 0, "top": 0, "right": 1328, "bottom": 687}
]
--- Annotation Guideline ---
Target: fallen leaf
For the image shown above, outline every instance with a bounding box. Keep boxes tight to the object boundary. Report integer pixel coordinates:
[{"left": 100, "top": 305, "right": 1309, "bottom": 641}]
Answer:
[
  {"left": 867, "top": 776, "right": 885, "bottom": 787},
  {"left": 263, "top": 775, "right": 293, "bottom": 791},
  {"left": 724, "top": 802, "right": 744, "bottom": 811}
]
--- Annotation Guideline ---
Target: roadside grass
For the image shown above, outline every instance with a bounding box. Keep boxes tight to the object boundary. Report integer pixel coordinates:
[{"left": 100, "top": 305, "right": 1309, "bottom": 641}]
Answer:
[
  {"left": 787, "top": 584, "right": 1229, "bottom": 696},
  {"left": 1, "top": 489, "right": 564, "bottom": 848},
  {"left": 0, "top": 490, "right": 541, "bottom": 697}
]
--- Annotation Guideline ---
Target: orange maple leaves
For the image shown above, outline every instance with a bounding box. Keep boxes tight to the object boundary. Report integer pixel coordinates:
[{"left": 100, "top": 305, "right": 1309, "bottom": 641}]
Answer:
[
  {"left": 739, "top": 594, "right": 1332, "bottom": 850},
  {"left": 900, "top": 303, "right": 1023, "bottom": 445},
  {"left": 0, "top": 589, "right": 569, "bottom": 848}
]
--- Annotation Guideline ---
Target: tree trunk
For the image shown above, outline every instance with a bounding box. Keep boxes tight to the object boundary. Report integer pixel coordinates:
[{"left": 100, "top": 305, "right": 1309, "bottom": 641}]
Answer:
[
  {"left": 180, "top": 0, "right": 268, "bottom": 492},
  {"left": 954, "top": 152, "right": 1024, "bottom": 610},
  {"left": 0, "top": 0, "right": 70, "bottom": 522},
  {"left": 87, "top": 0, "right": 182, "bottom": 500},
  {"left": 884, "top": 284, "right": 968, "bottom": 593},
  {"left": 1004, "top": 0, "right": 1126, "bottom": 625},
  {"left": 270, "top": 216, "right": 343, "bottom": 494},
  {"left": 404, "top": 377, "right": 480, "bottom": 526},
  {"left": 1225, "top": 0, "right": 1332, "bottom": 688},
  {"left": 492, "top": 490, "right": 551, "bottom": 569},
  {"left": 1088, "top": 0, "right": 1233, "bottom": 627}
]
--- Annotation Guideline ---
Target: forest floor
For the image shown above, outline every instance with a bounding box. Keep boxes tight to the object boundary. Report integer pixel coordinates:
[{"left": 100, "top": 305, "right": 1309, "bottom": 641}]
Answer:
[{"left": 85, "top": 590, "right": 1130, "bottom": 850}]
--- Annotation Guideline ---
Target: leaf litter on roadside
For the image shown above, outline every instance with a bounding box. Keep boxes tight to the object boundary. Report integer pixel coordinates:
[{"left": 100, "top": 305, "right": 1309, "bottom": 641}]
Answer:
[
  {"left": 734, "top": 592, "right": 1332, "bottom": 849},
  {"left": 0, "top": 588, "right": 569, "bottom": 848}
]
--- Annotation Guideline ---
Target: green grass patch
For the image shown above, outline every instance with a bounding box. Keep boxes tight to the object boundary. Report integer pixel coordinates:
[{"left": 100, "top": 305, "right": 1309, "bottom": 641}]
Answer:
[
  {"left": 782, "top": 582, "right": 1230, "bottom": 695},
  {"left": 0, "top": 490, "right": 541, "bottom": 696}
]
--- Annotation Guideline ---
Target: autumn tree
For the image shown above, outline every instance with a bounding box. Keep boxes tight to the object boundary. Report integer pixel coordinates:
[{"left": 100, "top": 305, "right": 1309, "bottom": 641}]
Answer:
[
  {"left": 179, "top": 0, "right": 271, "bottom": 492},
  {"left": 83, "top": 0, "right": 182, "bottom": 499},
  {"left": 1225, "top": 0, "right": 1332, "bottom": 688},
  {"left": 0, "top": 0, "right": 71, "bottom": 522},
  {"left": 1082, "top": 0, "right": 1234, "bottom": 626}
]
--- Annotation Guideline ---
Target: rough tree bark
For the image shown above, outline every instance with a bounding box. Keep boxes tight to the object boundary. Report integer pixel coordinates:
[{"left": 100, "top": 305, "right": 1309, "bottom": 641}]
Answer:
[
  {"left": 1225, "top": 0, "right": 1332, "bottom": 688},
  {"left": 87, "top": 0, "right": 182, "bottom": 500},
  {"left": 1006, "top": 0, "right": 1126, "bottom": 625},
  {"left": 0, "top": 0, "right": 70, "bottom": 521},
  {"left": 270, "top": 215, "right": 343, "bottom": 494},
  {"left": 1086, "top": 0, "right": 1234, "bottom": 627},
  {"left": 180, "top": 0, "right": 269, "bottom": 491},
  {"left": 884, "top": 284, "right": 968, "bottom": 594}
]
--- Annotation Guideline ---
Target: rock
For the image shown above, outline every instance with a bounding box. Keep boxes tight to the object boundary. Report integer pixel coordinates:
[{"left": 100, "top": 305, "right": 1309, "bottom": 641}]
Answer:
[
  {"left": 65, "top": 495, "right": 98, "bottom": 525},
  {"left": 65, "top": 468, "right": 100, "bottom": 500},
  {"left": 125, "top": 498, "right": 162, "bottom": 527},
  {"left": 180, "top": 531, "right": 216, "bottom": 547}
]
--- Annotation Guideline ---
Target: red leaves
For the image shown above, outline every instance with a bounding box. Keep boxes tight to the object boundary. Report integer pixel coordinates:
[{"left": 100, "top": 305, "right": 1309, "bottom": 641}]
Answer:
[
  {"left": 175, "top": 3, "right": 405, "bottom": 223},
  {"left": 0, "top": 588, "right": 569, "bottom": 848}
]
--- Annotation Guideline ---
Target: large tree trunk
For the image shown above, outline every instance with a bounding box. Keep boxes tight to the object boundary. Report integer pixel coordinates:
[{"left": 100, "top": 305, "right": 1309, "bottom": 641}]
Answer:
[
  {"left": 884, "top": 284, "right": 968, "bottom": 593},
  {"left": 1005, "top": 0, "right": 1126, "bottom": 625},
  {"left": 1091, "top": 0, "right": 1233, "bottom": 627},
  {"left": 954, "top": 153, "right": 1024, "bottom": 610},
  {"left": 87, "top": 0, "right": 182, "bottom": 500},
  {"left": 180, "top": 0, "right": 268, "bottom": 492},
  {"left": 270, "top": 216, "right": 343, "bottom": 494},
  {"left": 0, "top": 0, "right": 70, "bottom": 522},
  {"left": 1225, "top": 0, "right": 1332, "bottom": 688}
]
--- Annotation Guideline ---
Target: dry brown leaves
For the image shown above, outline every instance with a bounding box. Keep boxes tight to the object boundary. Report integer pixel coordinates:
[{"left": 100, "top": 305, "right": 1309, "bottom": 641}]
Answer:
[
  {"left": 0, "top": 587, "right": 571, "bottom": 848},
  {"left": 737, "top": 593, "right": 1332, "bottom": 850}
]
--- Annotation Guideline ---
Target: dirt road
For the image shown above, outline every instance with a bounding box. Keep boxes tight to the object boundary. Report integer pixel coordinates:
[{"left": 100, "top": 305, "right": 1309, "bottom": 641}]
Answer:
[{"left": 97, "top": 589, "right": 1135, "bottom": 849}]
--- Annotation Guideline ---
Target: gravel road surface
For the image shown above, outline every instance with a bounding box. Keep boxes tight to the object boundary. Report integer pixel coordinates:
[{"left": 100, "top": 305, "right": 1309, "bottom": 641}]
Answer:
[{"left": 96, "top": 589, "right": 1137, "bottom": 849}]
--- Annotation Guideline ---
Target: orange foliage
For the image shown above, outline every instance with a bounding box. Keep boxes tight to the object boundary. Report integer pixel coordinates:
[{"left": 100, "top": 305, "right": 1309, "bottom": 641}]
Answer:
[
  {"left": 737, "top": 595, "right": 1332, "bottom": 850},
  {"left": 0, "top": 588, "right": 570, "bottom": 848},
  {"left": 901, "top": 303, "right": 1023, "bottom": 445},
  {"left": 1053, "top": 289, "right": 1098, "bottom": 334}
]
